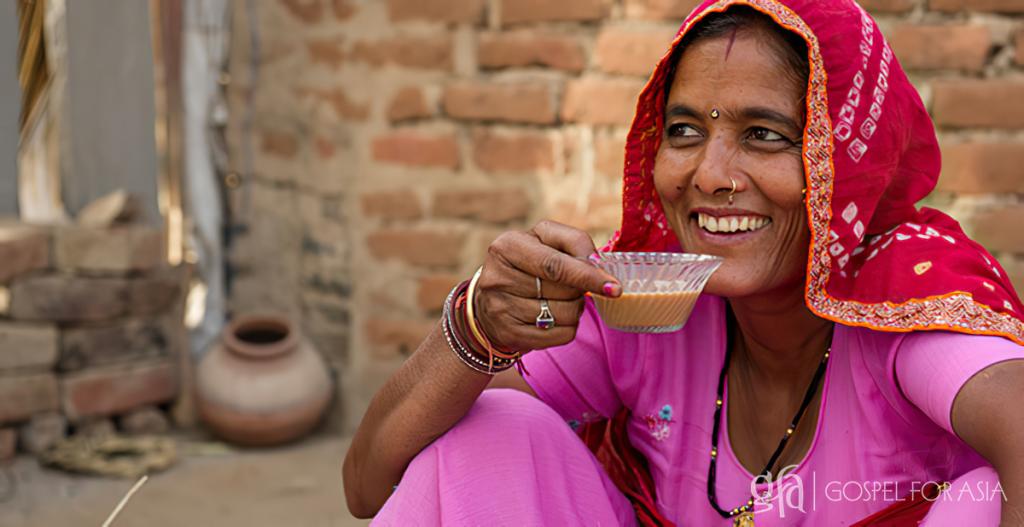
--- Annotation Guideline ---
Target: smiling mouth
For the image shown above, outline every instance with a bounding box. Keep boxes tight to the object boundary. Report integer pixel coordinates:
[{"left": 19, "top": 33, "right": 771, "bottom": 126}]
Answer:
[{"left": 695, "top": 212, "right": 772, "bottom": 234}]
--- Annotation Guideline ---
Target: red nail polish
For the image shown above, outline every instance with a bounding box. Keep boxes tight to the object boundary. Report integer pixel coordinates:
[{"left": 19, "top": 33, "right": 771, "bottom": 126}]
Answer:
[{"left": 603, "top": 282, "right": 618, "bottom": 297}]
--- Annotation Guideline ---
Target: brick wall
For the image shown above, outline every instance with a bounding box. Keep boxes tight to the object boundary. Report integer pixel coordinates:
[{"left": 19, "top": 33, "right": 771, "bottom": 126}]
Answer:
[
  {"left": 0, "top": 223, "right": 182, "bottom": 458},
  {"left": 225, "top": 0, "right": 1024, "bottom": 431}
]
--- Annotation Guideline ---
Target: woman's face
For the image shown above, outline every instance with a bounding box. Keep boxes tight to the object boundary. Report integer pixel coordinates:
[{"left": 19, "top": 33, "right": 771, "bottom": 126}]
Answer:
[{"left": 654, "top": 26, "right": 808, "bottom": 299}]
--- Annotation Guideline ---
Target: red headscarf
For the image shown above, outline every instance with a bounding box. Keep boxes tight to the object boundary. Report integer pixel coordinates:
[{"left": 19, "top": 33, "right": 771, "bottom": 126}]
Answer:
[{"left": 609, "top": 0, "right": 1024, "bottom": 345}]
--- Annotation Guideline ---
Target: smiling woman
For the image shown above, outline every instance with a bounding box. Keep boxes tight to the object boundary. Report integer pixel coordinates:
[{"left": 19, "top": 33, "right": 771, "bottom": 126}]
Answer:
[
  {"left": 343, "top": 1, "right": 1024, "bottom": 526},
  {"left": 655, "top": 7, "right": 809, "bottom": 300}
]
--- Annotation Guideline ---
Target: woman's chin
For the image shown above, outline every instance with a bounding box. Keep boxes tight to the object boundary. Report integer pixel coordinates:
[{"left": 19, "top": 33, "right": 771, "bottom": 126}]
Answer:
[{"left": 703, "top": 274, "right": 752, "bottom": 299}]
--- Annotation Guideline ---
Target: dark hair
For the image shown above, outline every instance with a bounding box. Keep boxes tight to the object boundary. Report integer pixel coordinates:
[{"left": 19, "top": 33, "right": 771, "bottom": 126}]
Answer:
[{"left": 663, "top": 6, "right": 810, "bottom": 105}]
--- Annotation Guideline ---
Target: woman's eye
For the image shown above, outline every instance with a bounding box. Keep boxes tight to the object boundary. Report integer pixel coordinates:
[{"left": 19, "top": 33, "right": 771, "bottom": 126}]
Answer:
[
  {"left": 667, "top": 124, "right": 702, "bottom": 138},
  {"left": 748, "top": 127, "right": 787, "bottom": 142}
]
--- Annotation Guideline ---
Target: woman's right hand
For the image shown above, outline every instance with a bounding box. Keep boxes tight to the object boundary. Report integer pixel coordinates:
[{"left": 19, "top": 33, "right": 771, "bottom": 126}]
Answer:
[{"left": 473, "top": 220, "right": 623, "bottom": 353}]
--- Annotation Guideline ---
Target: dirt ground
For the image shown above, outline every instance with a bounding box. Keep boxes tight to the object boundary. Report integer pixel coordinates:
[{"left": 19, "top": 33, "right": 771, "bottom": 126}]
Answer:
[{"left": 0, "top": 435, "right": 370, "bottom": 527}]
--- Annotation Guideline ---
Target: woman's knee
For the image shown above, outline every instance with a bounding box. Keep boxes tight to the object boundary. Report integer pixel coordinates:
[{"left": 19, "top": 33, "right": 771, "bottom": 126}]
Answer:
[{"left": 467, "top": 388, "right": 568, "bottom": 428}]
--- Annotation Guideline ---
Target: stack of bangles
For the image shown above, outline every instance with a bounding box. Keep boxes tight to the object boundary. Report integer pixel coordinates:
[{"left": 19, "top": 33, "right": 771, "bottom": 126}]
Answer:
[{"left": 441, "top": 267, "right": 525, "bottom": 375}]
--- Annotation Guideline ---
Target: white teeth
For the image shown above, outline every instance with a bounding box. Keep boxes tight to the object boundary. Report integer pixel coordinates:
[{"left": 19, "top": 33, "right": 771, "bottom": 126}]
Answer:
[{"left": 696, "top": 213, "right": 771, "bottom": 234}]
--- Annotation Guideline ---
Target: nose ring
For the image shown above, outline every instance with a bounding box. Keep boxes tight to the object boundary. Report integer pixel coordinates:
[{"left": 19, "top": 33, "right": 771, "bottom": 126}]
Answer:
[{"left": 728, "top": 177, "right": 737, "bottom": 205}]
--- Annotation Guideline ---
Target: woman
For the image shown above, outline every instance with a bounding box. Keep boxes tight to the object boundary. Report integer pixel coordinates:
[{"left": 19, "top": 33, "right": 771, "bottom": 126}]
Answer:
[{"left": 343, "top": 0, "right": 1024, "bottom": 525}]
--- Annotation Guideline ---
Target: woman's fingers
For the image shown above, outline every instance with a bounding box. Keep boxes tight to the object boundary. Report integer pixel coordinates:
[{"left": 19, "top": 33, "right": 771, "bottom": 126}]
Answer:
[
  {"left": 481, "top": 259, "right": 588, "bottom": 301},
  {"left": 478, "top": 291, "right": 585, "bottom": 329},
  {"left": 473, "top": 221, "right": 623, "bottom": 351},
  {"left": 489, "top": 224, "right": 621, "bottom": 298},
  {"left": 476, "top": 294, "right": 584, "bottom": 351}
]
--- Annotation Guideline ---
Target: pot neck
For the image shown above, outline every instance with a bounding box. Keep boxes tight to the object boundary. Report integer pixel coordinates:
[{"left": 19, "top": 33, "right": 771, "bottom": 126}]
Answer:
[{"left": 223, "top": 316, "right": 300, "bottom": 360}]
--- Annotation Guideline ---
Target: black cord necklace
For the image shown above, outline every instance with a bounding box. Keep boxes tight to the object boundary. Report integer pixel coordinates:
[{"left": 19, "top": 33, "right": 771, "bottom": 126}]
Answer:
[{"left": 706, "top": 330, "right": 832, "bottom": 527}]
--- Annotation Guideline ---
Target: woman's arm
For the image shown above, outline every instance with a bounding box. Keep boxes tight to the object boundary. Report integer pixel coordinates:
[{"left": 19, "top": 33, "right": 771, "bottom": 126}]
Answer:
[
  {"left": 342, "top": 222, "right": 620, "bottom": 518},
  {"left": 952, "top": 359, "right": 1024, "bottom": 526},
  {"left": 342, "top": 321, "right": 513, "bottom": 518}
]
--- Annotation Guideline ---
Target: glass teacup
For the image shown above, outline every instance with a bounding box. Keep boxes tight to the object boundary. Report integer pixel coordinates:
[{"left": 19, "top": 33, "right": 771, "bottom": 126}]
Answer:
[{"left": 590, "top": 252, "right": 723, "bottom": 333}]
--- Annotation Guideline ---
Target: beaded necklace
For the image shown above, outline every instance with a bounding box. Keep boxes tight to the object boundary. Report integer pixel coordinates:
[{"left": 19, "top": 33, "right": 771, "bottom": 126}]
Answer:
[{"left": 706, "top": 327, "right": 831, "bottom": 527}]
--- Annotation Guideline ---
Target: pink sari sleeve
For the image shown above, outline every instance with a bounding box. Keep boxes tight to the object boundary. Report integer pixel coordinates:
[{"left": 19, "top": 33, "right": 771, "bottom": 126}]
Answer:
[
  {"left": 519, "top": 297, "right": 638, "bottom": 427},
  {"left": 895, "top": 330, "right": 1024, "bottom": 436}
]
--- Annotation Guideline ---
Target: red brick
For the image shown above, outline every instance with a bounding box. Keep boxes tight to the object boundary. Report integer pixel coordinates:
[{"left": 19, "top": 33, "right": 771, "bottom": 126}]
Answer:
[
  {"left": 279, "top": 0, "right": 323, "bottom": 23},
  {"left": 0, "top": 373, "right": 59, "bottom": 424},
  {"left": 443, "top": 81, "right": 557, "bottom": 124},
  {"left": 501, "top": 0, "right": 612, "bottom": 24},
  {"left": 478, "top": 32, "right": 585, "bottom": 72},
  {"left": 260, "top": 130, "right": 299, "bottom": 158},
  {"left": 367, "top": 229, "right": 466, "bottom": 267},
  {"left": 416, "top": 273, "right": 462, "bottom": 311},
  {"left": 313, "top": 135, "right": 337, "bottom": 159},
  {"left": 971, "top": 206, "right": 1024, "bottom": 253},
  {"left": 351, "top": 36, "right": 453, "bottom": 71},
  {"left": 562, "top": 78, "right": 644, "bottom": 126},
  {"left": 858, "top": 0, "right": 916, "bottom": 12},
  {"left": 128, "top": 268, "right": 184, "bottom": 317},
  {"left": 595, "top": 133, "right": 627, "bottom": 180},
  {"left": 387, "top": 87, "right": 432, "bottom": 122},
  {"left": 387, "top": 0, "right": 485, "bottom": 23},
  {"left": 930, "top": 0, "right": 1024, "bottom": 12},
  {"left": 1017, "top": 27, "right": 1024, "bottom": 66},
  {"left": 932, "top": 80, "right": 1024, "bottom": 129},
  {"left": 9, "top": 276, "right": 128, "bottom": 322},
  {"left": 0, "top": 225, "right": 50, "bottom": 284},
  {"left": 54, "top": 225, "right": 164, "bottom": 273},
  {"left": 305, "top": 38, "right": 345, "bottom": 69},
  {"left": 886, "top": 25, "right": 990, "bottom": 72},
  {"left": 9, "top": 272, "right": 180, "bottom": 323},
  {"left": 472, "top": 129, "right": 556, "bottom": 173},
  {"left": 0, "top": 323, "right": 59, "bottom": 372},
  {"left": 433, "top": 188, "right": 533, "bottom": 223},
  {"left": 360, "top": 190, "right": 424, "bottom": 220},
  {"left": 1002, "top": 258, "right": 1024, "bottom": 298},
  {"left": 938, "top": 142, "right": 1024, "bottom": 194},
  {"left": 372, "top": 131, "right": 460, "bottom": 169},
  {"left": 623, "top": 0, "right": 701, "bottom": 19},
  {"left": 59, "top": 318, "right": 171, "bottom": 372},
  {"left": 0, "top": 428, "right": 14, "bottom": 460},
  {"left": 365, "top": 318, "right": 437, "bottom": 358},
  {"left": 60, "top": 360, "right": 178, "bottom": 421},
  {"left": 332, "top": 0, "right": 355, "bottom": 19},
  {"left": 595, "top": 27, "right": 677, "bottom": 76},
  {"left": 548, "top": 194, "right": 623, "bottom": 233},
  {"left": 295, "top": 87, "right": 370, "bottom": 120}
]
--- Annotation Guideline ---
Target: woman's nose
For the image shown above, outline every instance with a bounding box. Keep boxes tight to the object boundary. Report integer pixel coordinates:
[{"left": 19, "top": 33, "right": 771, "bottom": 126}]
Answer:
[{"left": 691, "top": 137, "right": 737, "bottom": 197}]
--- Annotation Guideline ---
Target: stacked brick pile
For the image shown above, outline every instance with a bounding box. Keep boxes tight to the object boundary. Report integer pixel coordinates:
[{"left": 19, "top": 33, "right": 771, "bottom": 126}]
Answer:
[
  {"left": 0, "top": 222, "right": 182, "bottom": 460},
  {"left": 227, "top": 0, "right": 1024, "bottom": 430}
]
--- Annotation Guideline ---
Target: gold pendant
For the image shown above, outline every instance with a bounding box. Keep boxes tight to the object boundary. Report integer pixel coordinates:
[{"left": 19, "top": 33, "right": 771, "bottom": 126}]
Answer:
[{"left": 733, "top": 511, "right": 755, "bottom": 527}]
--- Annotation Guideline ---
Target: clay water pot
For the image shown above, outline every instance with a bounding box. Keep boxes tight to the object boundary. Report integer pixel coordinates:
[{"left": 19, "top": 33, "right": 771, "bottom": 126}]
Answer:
[{"left": 196, "top": 314, "right": 332, "bottom": 446}]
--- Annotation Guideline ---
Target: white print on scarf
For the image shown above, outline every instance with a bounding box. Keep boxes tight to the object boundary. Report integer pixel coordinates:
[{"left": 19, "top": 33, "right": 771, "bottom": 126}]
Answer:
[
  {"left": 828, "top": 201, "right": 868, "bottom": 275},
  {"left": 859, "top": 223, "right": 957, "bottom": 270},
  {"left": 832, "top": 6, "right": 892, "bottom": 163}
]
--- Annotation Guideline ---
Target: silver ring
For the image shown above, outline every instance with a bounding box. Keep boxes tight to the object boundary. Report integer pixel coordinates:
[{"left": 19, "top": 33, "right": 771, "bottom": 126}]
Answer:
[
  {"left": 535, "top": 299, "right": 555, "bottom": 330},
  {"left": 535, "top": 276, "right": 543, "bottom": 299}
]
